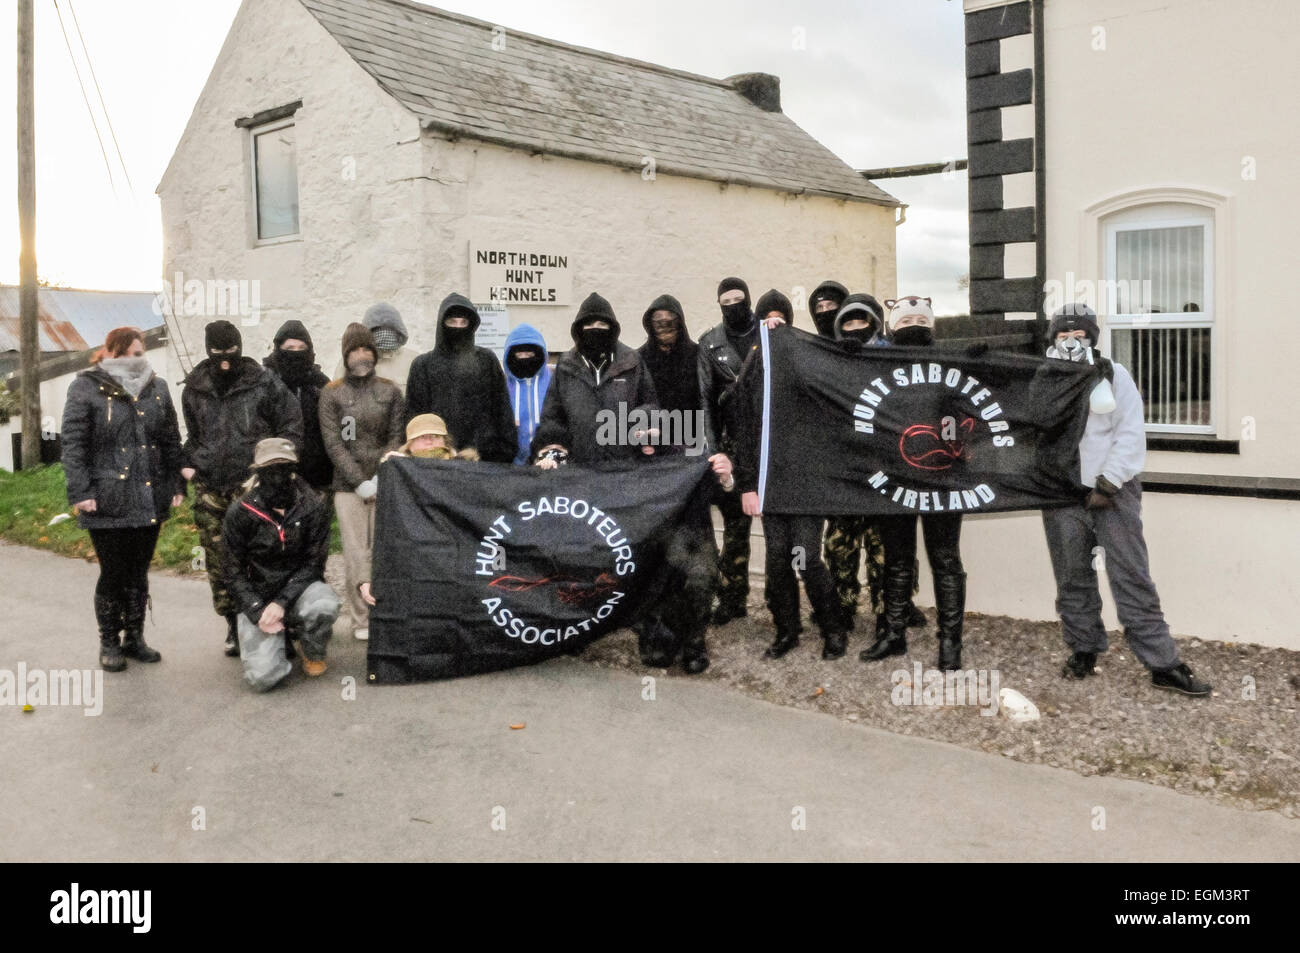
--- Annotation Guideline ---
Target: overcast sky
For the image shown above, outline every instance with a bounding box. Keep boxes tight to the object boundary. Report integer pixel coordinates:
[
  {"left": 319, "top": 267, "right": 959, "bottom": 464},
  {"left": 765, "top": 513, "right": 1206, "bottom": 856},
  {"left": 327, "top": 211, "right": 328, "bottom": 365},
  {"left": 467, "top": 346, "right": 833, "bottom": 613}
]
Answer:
[{"left": 0, "top": 0, "right": 971, "bottom": 313}]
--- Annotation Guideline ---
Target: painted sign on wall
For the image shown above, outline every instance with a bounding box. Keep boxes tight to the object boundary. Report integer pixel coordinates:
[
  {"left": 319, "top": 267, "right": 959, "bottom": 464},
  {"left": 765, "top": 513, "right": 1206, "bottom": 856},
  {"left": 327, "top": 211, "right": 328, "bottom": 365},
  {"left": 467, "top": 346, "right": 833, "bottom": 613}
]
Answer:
[{"left": 469, "top": 242, "right": 572, "bottom": 306}]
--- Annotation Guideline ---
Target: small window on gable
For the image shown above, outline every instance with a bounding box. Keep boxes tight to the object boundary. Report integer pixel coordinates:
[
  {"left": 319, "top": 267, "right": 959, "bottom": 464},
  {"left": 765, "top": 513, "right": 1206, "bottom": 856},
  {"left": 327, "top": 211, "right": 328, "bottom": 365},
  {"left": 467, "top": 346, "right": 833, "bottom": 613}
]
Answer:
[{"left": 251, "top": 118, "right": 299, "bottom": 241}]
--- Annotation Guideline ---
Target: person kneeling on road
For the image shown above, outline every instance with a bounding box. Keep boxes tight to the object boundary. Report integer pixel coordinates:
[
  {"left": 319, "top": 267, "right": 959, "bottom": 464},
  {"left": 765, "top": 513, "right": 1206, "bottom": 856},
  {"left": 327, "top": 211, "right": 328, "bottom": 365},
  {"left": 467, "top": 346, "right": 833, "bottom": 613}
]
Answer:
[{"left": 223, "top": 437, "right": 340, "bottom": 692}]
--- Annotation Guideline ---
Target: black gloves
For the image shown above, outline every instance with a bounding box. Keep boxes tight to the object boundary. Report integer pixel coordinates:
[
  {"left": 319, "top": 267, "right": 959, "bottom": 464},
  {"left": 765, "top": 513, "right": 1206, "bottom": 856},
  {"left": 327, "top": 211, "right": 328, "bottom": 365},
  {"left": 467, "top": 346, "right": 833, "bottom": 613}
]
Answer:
[{"left": 1085, "top": 475, "right": 1120, "bottom": 510}]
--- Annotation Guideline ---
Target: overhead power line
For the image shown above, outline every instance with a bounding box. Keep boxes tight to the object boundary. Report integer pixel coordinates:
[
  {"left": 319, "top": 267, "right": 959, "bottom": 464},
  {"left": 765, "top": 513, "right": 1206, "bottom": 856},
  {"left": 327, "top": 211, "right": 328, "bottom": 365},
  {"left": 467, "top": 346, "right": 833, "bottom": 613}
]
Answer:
[
  {"left": 67, "top": 0, "right": 134, "bottom": 194},
  {"left": 52, "top": 0, "right": 117, "bottom": 196}
]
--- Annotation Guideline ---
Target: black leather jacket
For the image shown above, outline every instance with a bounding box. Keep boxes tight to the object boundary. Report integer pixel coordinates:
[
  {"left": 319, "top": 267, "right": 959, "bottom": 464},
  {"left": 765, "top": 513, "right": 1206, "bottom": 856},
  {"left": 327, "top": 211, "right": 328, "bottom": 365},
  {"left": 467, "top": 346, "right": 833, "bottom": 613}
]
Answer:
[{"left": 696, "top": 323, "right": 758, "bottom": 456}]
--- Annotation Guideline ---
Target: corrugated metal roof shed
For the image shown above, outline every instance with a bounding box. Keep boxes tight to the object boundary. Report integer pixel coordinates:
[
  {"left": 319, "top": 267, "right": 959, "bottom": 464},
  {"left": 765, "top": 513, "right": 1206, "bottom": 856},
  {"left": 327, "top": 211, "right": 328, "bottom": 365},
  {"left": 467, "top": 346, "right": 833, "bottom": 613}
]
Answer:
[{"left": 0, "top": 286, "right": 163, "bottom": 353}]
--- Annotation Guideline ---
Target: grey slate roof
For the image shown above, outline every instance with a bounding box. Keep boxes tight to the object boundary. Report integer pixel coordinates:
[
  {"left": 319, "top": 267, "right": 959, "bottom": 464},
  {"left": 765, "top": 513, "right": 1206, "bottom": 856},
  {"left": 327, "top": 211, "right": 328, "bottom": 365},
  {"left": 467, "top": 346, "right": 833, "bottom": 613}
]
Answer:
[{"left": 298, "top": 0, "right": 898, "bottom": 206}]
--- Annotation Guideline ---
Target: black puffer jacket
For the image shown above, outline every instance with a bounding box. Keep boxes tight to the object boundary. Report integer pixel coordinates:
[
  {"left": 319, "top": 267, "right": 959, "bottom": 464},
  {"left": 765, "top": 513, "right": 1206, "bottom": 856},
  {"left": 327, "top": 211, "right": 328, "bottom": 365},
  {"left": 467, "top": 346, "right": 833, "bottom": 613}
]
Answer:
[
  {"left": 404, "top": 293, "right": 518, "bottom": 463},
  {"left": 181, "top": 357, "right": 303, "bottom": 494},
  {"left": 222, "top": 478, "right": 331, "bottom": 623},
  {"left": 61, "top": 366, "right": 184, "bottom": 530},
  {"left": 531, "top": 325, "right": 659, "bottom": 465}
]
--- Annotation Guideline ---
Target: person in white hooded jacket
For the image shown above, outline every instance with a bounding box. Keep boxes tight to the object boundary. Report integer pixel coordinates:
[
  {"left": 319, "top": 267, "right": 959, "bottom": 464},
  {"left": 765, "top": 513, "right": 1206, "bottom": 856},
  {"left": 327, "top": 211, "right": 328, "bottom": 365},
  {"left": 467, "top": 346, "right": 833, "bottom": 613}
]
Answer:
[{"left": 1040, "top": 304, "right": 1210, "bottom": 696}]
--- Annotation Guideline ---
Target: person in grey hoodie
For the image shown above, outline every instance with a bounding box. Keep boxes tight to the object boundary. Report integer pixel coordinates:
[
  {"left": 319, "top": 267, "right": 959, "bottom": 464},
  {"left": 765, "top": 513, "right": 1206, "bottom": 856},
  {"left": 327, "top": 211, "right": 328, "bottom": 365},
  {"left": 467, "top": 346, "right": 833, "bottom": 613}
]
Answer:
[
  {"left": 334, "top": 301, "right": 420, "bottom": 395},
  {"left": 319, "top": 323, "right": 406, "bottom": 641}
]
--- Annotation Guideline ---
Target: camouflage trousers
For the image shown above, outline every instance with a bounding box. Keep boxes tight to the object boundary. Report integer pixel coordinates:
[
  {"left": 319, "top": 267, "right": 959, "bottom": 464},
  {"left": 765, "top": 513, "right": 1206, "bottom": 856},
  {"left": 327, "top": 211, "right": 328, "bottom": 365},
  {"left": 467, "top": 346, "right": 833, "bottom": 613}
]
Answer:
[
  {"left": 192, "top": 483, "right": 242, "bottom": 618},
  {"left": 823, "top": 516, "right": 886, "bottom": 619},
  {"left": 712, "top": 490, "right": 752, "bottom": 612}
]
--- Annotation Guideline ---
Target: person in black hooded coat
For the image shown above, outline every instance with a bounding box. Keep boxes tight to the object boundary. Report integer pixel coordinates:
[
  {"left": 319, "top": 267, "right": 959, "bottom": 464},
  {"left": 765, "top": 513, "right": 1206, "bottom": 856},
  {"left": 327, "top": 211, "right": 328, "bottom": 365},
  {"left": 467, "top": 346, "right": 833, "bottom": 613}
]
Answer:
[
  {"left": 263, "top": 319, "right": 333, "bottom": 492},
  {"left": 530, "top": 292, "right": 659, "bottom": 465},
  {"left": 404, "top": 293, "right": 517, "bottom": 463},
  {"left": 732, "top": 289, "right": 849, "bottom": 662},
  {"left": 638, "top": 293, "right": 700, "bottom": 424}
]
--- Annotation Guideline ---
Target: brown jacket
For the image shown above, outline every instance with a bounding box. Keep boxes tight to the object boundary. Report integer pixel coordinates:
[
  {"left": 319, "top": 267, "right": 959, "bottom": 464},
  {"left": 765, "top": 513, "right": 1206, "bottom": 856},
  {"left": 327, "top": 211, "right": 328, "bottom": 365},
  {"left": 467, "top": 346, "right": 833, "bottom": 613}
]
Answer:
[{"left": 318, "top": 375, "right": 405, "bottom": 491}]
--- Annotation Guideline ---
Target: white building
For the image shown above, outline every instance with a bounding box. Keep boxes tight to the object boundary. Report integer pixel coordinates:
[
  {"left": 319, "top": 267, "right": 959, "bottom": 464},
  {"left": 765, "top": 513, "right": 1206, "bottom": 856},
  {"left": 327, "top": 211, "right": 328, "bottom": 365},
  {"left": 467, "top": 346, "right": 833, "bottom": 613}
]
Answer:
[
  {"left": 157, "top": 0, "right": 901, "bottom": 362},
  {"left": 954, "top": 0, "right": 1300, "bottom": 649}
]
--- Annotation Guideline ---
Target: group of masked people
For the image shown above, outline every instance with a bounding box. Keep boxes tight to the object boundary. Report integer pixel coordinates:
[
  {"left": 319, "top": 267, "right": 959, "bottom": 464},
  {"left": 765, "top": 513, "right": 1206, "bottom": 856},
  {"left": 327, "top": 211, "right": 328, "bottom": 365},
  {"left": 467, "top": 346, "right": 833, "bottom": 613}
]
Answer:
[{"left": 61, "top": 280, "right": 1210, "bottom": 698}]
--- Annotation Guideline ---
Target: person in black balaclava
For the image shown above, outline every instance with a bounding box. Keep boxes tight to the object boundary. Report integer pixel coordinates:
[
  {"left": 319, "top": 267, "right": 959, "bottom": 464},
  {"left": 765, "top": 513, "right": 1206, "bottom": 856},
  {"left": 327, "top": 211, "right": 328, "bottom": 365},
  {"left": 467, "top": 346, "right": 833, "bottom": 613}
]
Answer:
[
  {"left": 222, "top": 438, "right": 340, "bottom": 691},
  {"left": 819, "top": 293, "right": 928, "bottom": 640},
  {"left": 858, "top": 295, "right": 968, "bottom": 671},
  {"left": 404, "top": 293, "right": 517, "bottom": 463},
  {"left": 634, "top": 293, "right": 729, "bottom": 675},
  {"left": 263, "top": 320, "right": 333, "bottom": 493},
  {"left": 731, "top": 289, "right": 848, "bottom": 661},
  {"left": 638, "top": 294, "right": 701, "bottom": 423},
  {"left": 697, "top": 277, "right": 761, "bottom": 625},
  {"left": 808, "top": 279, "right": 849, "bottom": 339},
  {"left": 531, "top": 292, "right": 659, "bottom": 466},
  {"left": 181, "top": 319, "right": 303, "bottom": 657}
]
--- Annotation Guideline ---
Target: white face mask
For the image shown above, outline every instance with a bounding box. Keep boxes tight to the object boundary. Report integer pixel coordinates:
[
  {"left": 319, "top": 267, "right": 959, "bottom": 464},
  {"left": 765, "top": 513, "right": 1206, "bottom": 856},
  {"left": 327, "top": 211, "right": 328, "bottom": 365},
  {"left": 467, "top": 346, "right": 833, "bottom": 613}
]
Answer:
[{"left": 1046, "top": 337, "right": 1092, "bottom": 362}]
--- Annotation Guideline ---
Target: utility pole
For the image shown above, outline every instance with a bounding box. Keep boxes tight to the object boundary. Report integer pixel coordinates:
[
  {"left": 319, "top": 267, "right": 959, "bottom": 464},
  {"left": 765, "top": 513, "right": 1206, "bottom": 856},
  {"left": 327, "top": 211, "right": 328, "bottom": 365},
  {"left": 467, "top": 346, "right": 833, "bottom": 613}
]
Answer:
[{"left": 17, "top": 0, "right": 41, "bottom": 470}]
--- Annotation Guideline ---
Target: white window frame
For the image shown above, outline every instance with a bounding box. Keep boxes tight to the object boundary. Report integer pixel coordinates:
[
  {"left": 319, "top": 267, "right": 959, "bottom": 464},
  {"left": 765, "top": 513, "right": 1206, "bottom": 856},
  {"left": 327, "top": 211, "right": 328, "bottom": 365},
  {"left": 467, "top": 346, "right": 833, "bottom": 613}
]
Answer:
[
  {"left": 249, "top": 116, "right": 300, "bottom": 245},
  {"left": 1101, "top": 205, "right": 1216, "bottom": 434}
]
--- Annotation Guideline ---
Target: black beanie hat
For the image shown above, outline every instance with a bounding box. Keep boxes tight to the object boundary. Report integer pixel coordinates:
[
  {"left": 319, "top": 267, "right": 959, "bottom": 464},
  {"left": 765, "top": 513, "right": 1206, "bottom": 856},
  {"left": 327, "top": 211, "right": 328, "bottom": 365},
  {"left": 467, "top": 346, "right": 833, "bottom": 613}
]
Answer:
[
  {"left": 571, "top": 292, "right": 620, "bottom": 342},
  {"left": 205, "top": 319, "right": 242, "bottom": 352},
  {"left": 1048, "top": 303, "right": 1100, "bottom": 344},
  {"left": 717, "top": 277, "right": 750, "bottom": 304},
  {"left": 754, "top": 288, "right": 794, "bottom": 325},
  {"left": 273, "top": 319, "right": 314, "bottom": 352}
]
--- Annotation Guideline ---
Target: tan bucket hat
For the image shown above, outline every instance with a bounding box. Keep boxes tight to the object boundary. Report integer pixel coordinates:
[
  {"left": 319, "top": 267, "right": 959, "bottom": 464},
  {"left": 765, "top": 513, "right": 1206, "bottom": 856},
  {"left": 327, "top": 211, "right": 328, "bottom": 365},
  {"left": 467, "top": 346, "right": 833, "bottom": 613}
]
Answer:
[
  {"left": 401, "top": 414, "right": 450, "bottom": 454},
  {"left": 251, "top": 436, "right": 298, "bottom": 469}
]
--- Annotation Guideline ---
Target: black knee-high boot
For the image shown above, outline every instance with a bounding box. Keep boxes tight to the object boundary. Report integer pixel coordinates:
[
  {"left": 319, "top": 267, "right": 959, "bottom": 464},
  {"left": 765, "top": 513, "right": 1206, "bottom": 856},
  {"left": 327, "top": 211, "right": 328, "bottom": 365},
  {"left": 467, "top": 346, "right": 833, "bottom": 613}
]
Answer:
[
  {"left": 934, "top": 571, "right": 966, "bottom": 671},
  {"left": 95, "top": 593, "right": 126, "bottom": 672},
  {"left": 121, "top": 587, "right": 162, "bottom": 663},
  {"left": 859, "top": 562, "right": 912, "bottom": 662}
]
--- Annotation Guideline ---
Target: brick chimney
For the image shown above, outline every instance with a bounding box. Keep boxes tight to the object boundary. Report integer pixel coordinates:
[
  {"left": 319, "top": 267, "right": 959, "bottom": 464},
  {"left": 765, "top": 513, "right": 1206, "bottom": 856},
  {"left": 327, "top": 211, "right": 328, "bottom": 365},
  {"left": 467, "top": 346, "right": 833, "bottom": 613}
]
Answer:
[{"left": 726, "top": 72, "right": 781, "bottom": 112}]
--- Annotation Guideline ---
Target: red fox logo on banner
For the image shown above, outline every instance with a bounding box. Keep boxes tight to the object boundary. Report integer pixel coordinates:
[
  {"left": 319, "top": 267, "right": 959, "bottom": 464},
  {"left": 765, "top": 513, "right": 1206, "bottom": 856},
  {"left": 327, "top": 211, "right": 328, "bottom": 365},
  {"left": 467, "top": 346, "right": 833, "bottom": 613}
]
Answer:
[{"left": 899, "top": 415, "right": 976, "bottom": 471}]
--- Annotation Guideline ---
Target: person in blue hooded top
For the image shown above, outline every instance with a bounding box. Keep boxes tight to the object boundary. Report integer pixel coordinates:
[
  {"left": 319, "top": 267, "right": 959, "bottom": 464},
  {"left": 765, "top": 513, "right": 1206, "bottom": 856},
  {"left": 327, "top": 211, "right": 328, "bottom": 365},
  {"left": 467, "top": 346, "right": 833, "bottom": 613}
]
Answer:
[{"left": 502, "top": 323, "right": 552, "bottom": 465}]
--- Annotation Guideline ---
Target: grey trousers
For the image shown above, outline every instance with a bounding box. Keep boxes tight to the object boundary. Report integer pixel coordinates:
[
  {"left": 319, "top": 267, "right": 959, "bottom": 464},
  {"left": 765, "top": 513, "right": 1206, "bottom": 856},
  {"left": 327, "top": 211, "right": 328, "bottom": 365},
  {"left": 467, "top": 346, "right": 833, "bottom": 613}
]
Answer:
[
  {"left": 237, "top": 580, "right": 341, "bottom": 692},
  {"left": 1041, "top": 479, "right": 1179, "bottom": 671}
]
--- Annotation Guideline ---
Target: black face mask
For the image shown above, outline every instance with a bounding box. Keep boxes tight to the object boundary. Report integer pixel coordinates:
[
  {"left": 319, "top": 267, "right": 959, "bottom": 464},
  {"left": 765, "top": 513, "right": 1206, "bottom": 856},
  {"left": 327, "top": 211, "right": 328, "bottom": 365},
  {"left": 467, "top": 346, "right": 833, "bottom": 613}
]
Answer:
[
  {"left": 813, "top": 310, "right": 838, "bottom": 338},
  {"left": 209, "top": 348, "right": 242, "bottom": 387},
  {"left": 721, "top": 302, "right": 753, "bottom": 333},
  {"left": 843, "top": 327, "right": 877, "bottom": 345},
  {"left": 275, "top": 349, "right": 313, "bottom": 384},
  {"left": 441, "top": 324, "right": 474, "bottom": 349},
  {"left": 892, "top": 326, "right": 934, "bottom": 347},
  {"left": 577, "top": 327, "right": 615, "bottom": 362},
  {"left": 506, "top": 350, "right": 545, "bottom": 379},
  {"left": 258, "top": 465, "right": 297, "bottom": 509}
]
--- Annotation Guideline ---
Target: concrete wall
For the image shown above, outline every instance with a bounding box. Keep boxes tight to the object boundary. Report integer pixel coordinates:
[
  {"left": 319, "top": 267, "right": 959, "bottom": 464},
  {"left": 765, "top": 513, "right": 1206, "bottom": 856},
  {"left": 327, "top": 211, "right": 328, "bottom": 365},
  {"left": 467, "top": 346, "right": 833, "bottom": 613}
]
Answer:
[
  {"left": 956, "top": 0, "right": 1300, "bottom": 650},
  {"left": 417, "top": 137, "right": 897, "bottom": 352},
  {"left": 157, "top": 0, "right": 424, "bottom": 367}
]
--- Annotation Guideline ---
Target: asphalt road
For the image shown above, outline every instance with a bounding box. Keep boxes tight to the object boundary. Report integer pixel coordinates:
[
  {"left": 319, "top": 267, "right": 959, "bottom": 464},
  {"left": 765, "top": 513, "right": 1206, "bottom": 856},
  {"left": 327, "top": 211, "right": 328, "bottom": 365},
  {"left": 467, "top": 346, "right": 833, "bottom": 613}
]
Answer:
[{"left": 2, "top": 541, "right": 1296, "bottom": 861}]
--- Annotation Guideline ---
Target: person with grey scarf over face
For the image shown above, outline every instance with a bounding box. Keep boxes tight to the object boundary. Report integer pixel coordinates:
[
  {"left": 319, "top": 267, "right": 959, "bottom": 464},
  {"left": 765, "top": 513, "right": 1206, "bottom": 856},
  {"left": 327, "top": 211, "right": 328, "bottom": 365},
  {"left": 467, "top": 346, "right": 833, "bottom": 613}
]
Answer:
[{"left": 61, "top": 327, "right": 185, "bottom": 671}]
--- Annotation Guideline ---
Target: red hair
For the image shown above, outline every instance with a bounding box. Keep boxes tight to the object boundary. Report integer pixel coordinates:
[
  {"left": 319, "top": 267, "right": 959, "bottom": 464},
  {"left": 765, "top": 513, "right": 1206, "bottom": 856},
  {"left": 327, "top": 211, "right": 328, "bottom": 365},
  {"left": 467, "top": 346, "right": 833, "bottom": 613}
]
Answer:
[{"left": 92, "top": 327, "right": 145, "bottom": 364}]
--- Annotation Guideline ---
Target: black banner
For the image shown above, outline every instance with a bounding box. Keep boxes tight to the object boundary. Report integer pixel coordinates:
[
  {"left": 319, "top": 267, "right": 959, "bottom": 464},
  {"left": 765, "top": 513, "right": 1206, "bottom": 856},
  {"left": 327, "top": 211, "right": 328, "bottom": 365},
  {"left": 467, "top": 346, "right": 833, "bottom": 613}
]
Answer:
[
  {"left": 367, "top": 455, "right": 713, "bottom": 683},
  {"left": 755, "top": 326, "right": 1100, "bottom": 516}
]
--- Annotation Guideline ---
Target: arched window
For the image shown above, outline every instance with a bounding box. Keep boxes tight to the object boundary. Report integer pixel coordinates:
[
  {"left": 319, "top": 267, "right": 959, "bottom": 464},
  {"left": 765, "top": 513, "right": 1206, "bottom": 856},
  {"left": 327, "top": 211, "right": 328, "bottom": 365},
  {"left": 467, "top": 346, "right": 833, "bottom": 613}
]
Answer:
[{"left": 1092, "top": 193, "right": 1221, "bottom": 434}]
